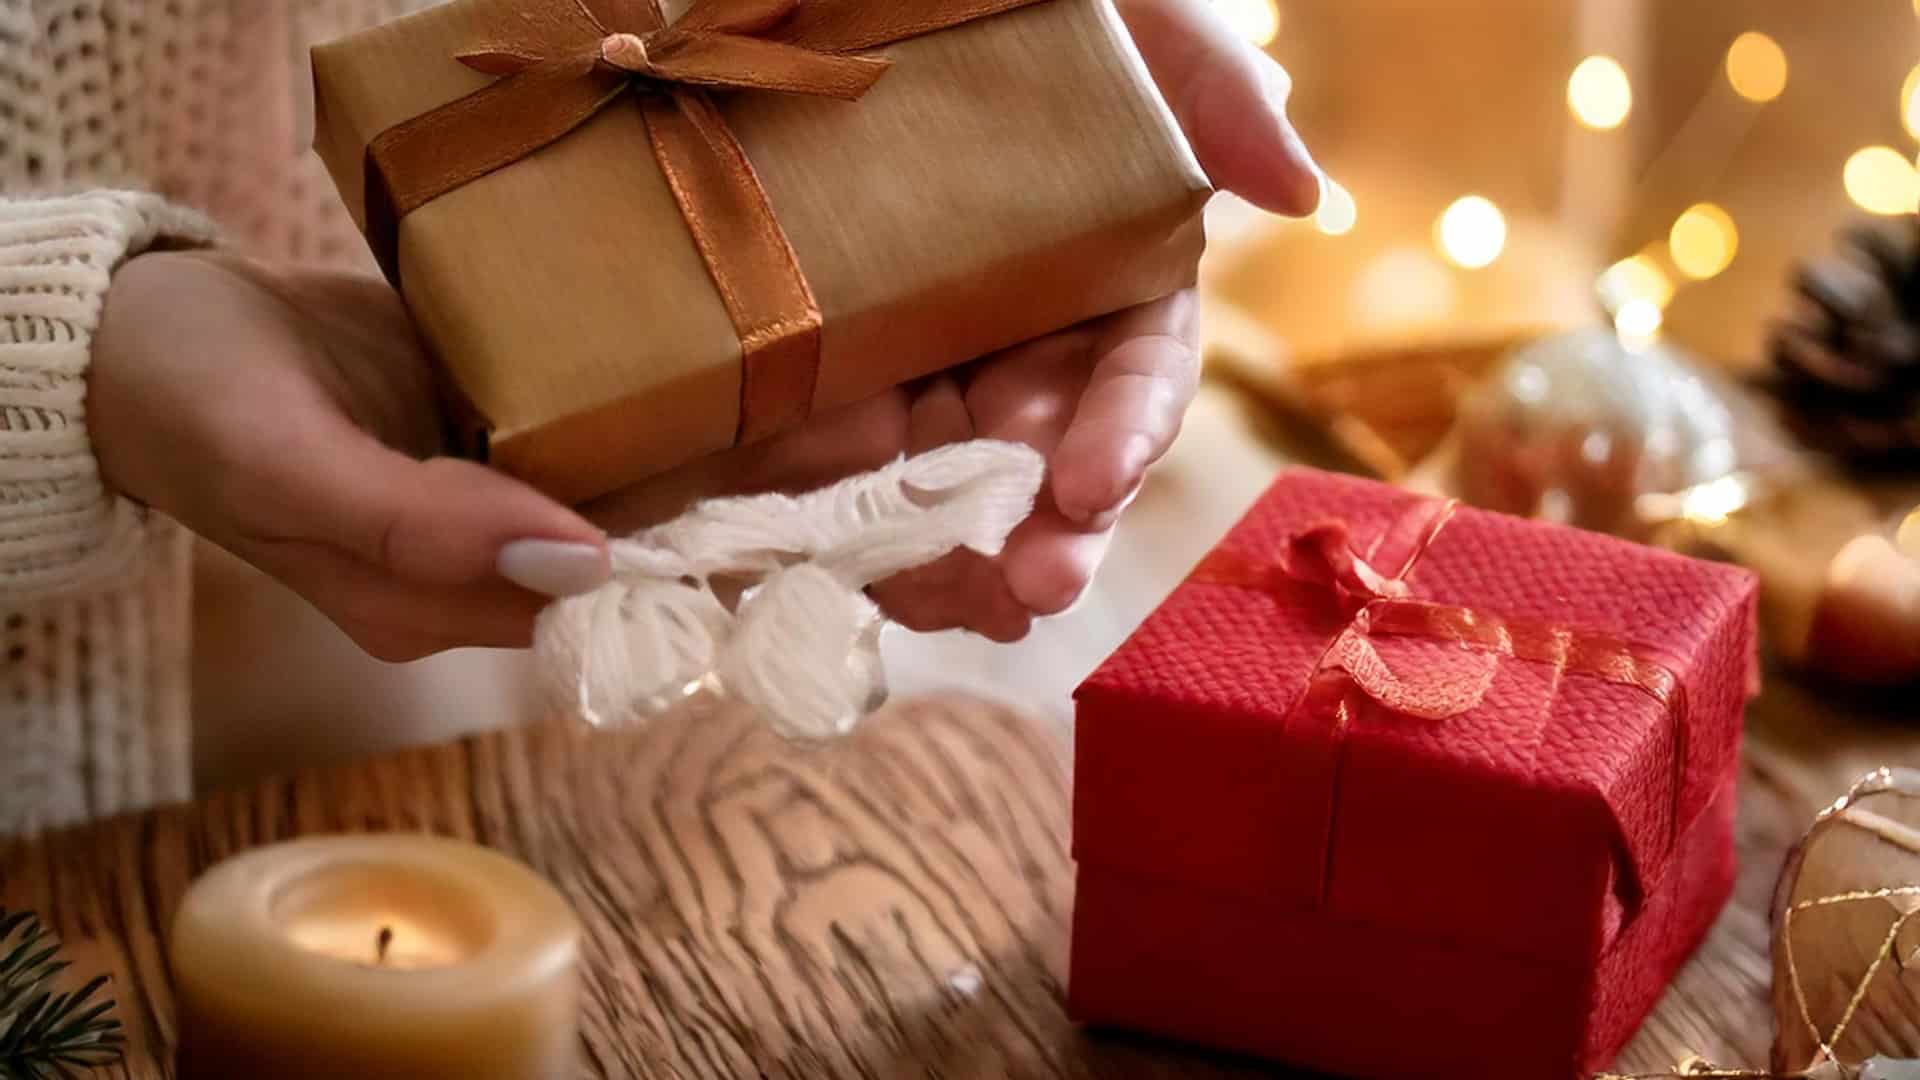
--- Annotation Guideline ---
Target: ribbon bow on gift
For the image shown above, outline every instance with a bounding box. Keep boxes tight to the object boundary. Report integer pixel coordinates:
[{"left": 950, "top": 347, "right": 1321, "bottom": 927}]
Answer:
[
  {"left": 454, "top": 0, "right": 893, "bottom": 97},
  {"left": 1193, "top": 496, "right": 1694, "bottom": 906},
  {"left": 364, "top": 0, "right": 1050, "bottom": 446}
]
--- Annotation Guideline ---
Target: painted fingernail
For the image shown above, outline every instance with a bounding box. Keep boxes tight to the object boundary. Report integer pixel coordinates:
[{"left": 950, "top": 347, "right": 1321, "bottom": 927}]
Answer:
[{"left": 497, "top": 540, "right": 608, "bottom": 598}]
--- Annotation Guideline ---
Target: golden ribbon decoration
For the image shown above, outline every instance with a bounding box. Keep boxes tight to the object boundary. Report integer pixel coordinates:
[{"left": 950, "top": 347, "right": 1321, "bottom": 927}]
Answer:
[
  {"left": 364, "top": 0, "right": 1050, "bottom": 446},
  {"left": 1191, "top": 497, "right": 1693, "bottom": 908}
]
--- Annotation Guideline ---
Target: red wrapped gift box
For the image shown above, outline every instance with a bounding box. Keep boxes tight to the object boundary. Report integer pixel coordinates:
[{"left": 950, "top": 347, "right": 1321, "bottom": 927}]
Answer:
[{"left": 1070, "top": 469, "right": 1758, "bottom": 1080}]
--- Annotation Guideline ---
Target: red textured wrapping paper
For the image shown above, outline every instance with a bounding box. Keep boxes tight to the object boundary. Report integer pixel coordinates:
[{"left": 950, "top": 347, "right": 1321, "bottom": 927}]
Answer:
[{"left": 1069, "top": 469, "right": 1759, "bottom": 1080}]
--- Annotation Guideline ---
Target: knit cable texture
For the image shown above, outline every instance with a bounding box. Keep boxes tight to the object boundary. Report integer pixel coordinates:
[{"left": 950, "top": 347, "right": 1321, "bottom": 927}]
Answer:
[
  {"left": 0, "top": 192, "right": 214, "bottom": 833},
  {"left": 0, "top": 192, "right": 216, "bottom": 594}
]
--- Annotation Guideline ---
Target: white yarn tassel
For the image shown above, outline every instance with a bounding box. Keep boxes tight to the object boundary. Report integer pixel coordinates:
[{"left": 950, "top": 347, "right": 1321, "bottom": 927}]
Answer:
[
  {"left": 722, "top": 564, "right": 885, "bottom": 740},
  {"left": 533, "top": 578, "right": 730, "bottom": 727},
  {"left": 535, "top": 440, "right": 1046, "bottom": 738}
]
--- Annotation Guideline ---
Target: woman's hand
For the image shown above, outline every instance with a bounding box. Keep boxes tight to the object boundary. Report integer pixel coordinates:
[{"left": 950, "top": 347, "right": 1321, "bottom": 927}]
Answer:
[
  {"left": 90, "top": 252, "right": 610, "bottom": 662},
  {"left": 897, "top": 0, "right": 1321, "bottom": 638},
  {"left": 88, "top": 0, "right": 1320, "bottom": 660}
]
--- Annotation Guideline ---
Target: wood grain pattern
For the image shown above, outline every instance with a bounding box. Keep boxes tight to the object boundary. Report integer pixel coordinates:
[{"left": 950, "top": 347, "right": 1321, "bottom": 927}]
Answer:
[{"left": 0, "top": 685, "right": 1907, "bottom": 1079}]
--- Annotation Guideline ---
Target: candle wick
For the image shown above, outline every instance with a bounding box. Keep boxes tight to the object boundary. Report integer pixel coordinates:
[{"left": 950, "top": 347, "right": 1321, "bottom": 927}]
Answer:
[{"left": 376, "top": 926, "right": 394, "bottom": 966}]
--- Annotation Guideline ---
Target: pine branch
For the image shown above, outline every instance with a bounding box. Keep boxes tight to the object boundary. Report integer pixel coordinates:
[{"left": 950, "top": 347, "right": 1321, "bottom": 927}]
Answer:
[{"left": 0, "top": 909, "right": 123, "bottom": 1078}]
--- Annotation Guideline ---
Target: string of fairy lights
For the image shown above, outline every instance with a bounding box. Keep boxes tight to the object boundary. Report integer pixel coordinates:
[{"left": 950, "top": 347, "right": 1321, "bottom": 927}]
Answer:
[{"left": 1210, "top": 0, "right": 1920, "bottom": 344}]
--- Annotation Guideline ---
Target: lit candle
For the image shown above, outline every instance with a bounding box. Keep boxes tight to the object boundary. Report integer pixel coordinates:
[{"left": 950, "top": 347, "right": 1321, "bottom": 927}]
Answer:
[{"left": 171, "top": 835, "right": 581, "bottom": 1079}]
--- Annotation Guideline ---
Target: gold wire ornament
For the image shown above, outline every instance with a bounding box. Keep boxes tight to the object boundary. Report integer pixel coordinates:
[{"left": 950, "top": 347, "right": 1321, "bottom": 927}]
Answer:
[
  {"left": 1772, "top": 769, "right": 1920, "bottom": 1073},
  {"left": 1597, "top": 769, "right": 1920, "bottom": 1080}
]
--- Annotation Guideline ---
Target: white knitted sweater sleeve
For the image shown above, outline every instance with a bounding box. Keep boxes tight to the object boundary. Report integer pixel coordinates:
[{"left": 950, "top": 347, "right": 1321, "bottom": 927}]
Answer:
[
  {"left": 0, "top": 192, "right": 216, "bottom": 595},
  {"left": 0, "top": 192, "right": 215, "bottom": 833},
  {"left": 0, "top": 0, "right": 426, "bottom": 835}
]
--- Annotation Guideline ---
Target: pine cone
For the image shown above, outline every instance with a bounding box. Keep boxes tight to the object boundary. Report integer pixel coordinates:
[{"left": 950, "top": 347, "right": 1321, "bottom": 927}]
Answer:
[{"left": 1770, "top": 215, "right": 1920, "bottom": 461}]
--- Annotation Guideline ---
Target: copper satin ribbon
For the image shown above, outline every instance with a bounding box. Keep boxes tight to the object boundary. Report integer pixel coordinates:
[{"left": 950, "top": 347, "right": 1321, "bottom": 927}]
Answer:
[
  {"left": 364, "top": 0, "right": 1049, "bottom": 445},
  {"left": 1192, "top": 498, "right": 1692, "bottom": 907}
]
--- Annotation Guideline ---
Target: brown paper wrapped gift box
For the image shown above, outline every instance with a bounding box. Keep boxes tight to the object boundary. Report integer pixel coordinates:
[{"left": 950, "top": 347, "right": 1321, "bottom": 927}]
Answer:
[{"left": 311, "top": 0, "right": 1211, "bottom": 505}]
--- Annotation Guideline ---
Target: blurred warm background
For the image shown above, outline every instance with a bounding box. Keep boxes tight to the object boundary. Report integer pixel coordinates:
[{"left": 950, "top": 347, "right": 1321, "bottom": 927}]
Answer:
[{"left": 1212, "top": 0, "right": 1914, "bottom": 364}]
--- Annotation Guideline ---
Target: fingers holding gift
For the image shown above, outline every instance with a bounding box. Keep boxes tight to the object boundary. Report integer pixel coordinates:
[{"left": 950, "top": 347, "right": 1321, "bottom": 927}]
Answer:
[
  {"left": 211, "top": 426, "right": 615, "bottom": 658},
  {"left": 868, "top": 550, "right": 1034, "bottom": 644},
  {"left": 1050, "top": 290, "right": 1200, "bottom": 529},
  {"left": 244, "top": 540, "right": 551, "bottom": 662},
  {"left": 874, "top": 373, "right": 1030, "bottom": 640},
  {"left": 907, "top": 373, "right": 975, "bottom": 454},
  {"left": 580, "top": 387, "right": 917, "bottom": 536},
  {"left": 915, "top": 341, "right": 1109, "bottom": 626},
  {"left": 1116, "top": 0, "right": 1321, "bottom": 216},
  {"left": 1002, "top": 506, "right": 1117, "bottom": 617},
  {"left": 866, "top": 512, "right": 1108, "bottom": 638},
  {"left": 730, "top": 386, "right": 916, "bottom": 495},
  {"left": 277, "top": 440, "right": 608, "bottom": 596},
  {"left": 963, "top": 328, "right": 1094, "bottom": 459}
]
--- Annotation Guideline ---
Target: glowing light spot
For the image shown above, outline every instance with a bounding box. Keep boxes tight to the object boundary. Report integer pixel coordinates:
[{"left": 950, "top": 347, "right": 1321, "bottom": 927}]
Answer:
[
  {"left": 1435, "top": 196, "right": 1507, "bottom": 269},
  {"left": 1903, "top": 65, "right": 1920, "bottom": 140},
  {"left": 1568, "top": 56, "right": 1632, "bottom": 130},
  {"left": 1215, "top": 0, "right": 1280, "bottom": 46},
  {"left": 1678, "top": 475, "right": 1752, "bottom": 527},
  {"left": 1614, "top": 298, "right": 1663, "bottom": 347},
  {"left": 1314, "top": 177, "right": 1357, "bottom": 236},
  {"left": 1597, "top": 255, "right": 1674, "bottom": 314},
  {"left": 1725, "top": 33, "right": 1787, "bottom": 103},
  {"left": 1581, "top": 431, "right": 1614, "bottom": 466},
  {"left": 1669, "top": 203, "right": 1739, "bottom": 280},
  {"left": 1844, "top": 146, "right": 1920, "bottom": 216},
  {"left": 1897, "top": 507, "right": 1920, "bottom": 558}
]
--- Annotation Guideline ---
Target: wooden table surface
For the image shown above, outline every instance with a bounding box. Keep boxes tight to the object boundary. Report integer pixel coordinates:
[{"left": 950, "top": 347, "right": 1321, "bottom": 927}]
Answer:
[{"left": 0, "top": 678, "right": 1907, "bottom": 1079}]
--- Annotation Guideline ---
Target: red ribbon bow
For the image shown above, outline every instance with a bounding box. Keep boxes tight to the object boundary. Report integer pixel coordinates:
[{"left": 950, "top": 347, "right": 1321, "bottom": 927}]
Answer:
[{"left": 1193, "top": 497, "right": 1691, "bottom": 905}]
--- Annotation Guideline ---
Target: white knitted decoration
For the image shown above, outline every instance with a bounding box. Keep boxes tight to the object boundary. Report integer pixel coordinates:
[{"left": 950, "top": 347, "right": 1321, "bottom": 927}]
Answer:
[{"left": 534, "top": 440, "right": 1045, "bottom": 740}]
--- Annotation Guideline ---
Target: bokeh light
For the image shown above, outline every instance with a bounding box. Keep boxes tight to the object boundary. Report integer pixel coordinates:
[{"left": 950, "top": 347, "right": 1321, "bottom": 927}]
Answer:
[
  {"left": 1725, "top": 32, "right": 1787, "bottom": 103},
  {"left": 1434, "top": 196, "right": 1507, "bottom": 269},
  {"left": 1668, "top": 204, "right": 1739, "bottom": 280},
  {"left": 1844, "top": 146, "right": 1920, "bottom": 216},
  {"left": 1614, "top": 298, "right": 1664, "bottom": 347},
  {"left": 1215, "top": 0, "right": 1280, "bottom": 47},
  {"left": 1350, "top": 248, "right": 1459, "bottom": 330},
  {"left": 1678, "top": 476, "right": 1752, "bottom": 528},
  {"left": 1898, "top": 506, "right": 1920, "bottom": 558},
  {"left": 1568, "top": 56, "right": 1632, "bottom": 130},
  {"left": 1904, "top": 65, "right": 1920, "bottom": 141},
  {"left": 1597, "top": 255, "right": 1674, "bottom": 314},
  {"left": 1315, "top": 178, "right": 1357, "bottom": 236}
]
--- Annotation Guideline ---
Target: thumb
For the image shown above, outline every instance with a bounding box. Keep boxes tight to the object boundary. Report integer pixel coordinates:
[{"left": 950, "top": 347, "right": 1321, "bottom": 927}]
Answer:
[
  {"left": 304, "top": 431, "right": 611, "bottom": 598},
  {"left": 1118, "top": 0, "right": 1322, "bottom": 217}
]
